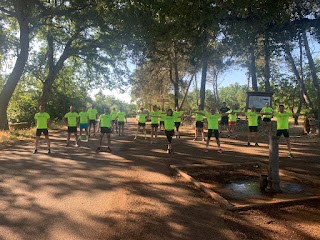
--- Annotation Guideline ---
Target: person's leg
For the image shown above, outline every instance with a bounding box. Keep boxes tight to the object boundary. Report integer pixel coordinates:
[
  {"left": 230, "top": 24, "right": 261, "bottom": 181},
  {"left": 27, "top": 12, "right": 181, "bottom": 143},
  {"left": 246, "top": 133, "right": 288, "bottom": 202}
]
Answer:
[
  {"left": 45, "top": 134, "right": 50, "bottom": 150},
  {"left": 247, "top": 129, "right": 251, "bottom": 145},
  {"left": 134, "top": 125, "right": 140, "bottom": 139},
  {"left": 286, "top": 138, "right": 291, "bottom": 152},
  {"left": 85, "top": 128, "right": 89, "bottom": 141},
  {"left": 121, "top": 124, "right": 124, "bottom": 135},
  {"left": 67, "top": 132, "right": 71, "bottom": 145},
  {"left": 201, "top": 127, "right": 205, "bottom": 141},
  {"left": 35, "top": 136, "right": 40, "bottom": 150},
  {"left": 205, "top": 130, "right": 212, "bottom": 151},
  {"left": 154, "top": 126, "right": 158, "bottom": 141},
  {"left": 151, "top": 126, "right": 154, "bottom": 142},
  {"left": 74, "top": 132, "right": 78, "bottom": 146},
  {"left": 88, "top": 123, "right": 92, "bottom": 136},
  {"left": 254, "top": 131, "right": 258, "bottom": 145},
  {"left": 194, "top": 123, "right": 198, "bottom": 140},
  {"left": 79, "top": 127, "right": 83, "bottom": 140},
  {"left": 107, "top": 133, "right": 111, "bottom": 151},
  {"left": 99, "top": 133, "right": 104, "bottom": 147},
  {"left": 143, "top": 125, "right": 147, "bottom": 139}
]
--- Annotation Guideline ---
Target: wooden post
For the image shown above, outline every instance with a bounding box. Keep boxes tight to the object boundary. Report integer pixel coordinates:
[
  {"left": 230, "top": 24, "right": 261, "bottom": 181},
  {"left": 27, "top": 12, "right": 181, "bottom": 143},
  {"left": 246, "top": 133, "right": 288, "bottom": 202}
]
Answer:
[{"left": 266, "top": 135, "right": 282, "bottom": 193}]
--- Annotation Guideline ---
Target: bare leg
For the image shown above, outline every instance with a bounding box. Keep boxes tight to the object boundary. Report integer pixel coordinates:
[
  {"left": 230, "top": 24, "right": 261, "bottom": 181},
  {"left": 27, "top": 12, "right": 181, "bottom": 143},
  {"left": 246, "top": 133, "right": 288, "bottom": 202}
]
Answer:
[
  {"left": 35, "top": 136, "right": 40, "bottom": 150},
  {"left": 45, "top": 135, "right": 50, "bottom": 149}
]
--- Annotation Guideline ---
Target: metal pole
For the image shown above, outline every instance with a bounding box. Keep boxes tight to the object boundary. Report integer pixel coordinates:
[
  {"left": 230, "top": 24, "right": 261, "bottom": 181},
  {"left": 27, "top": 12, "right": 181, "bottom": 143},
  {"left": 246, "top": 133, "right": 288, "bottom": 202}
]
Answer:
[{"left": 266, "top": 135, "right": 282, "bottom": 193}]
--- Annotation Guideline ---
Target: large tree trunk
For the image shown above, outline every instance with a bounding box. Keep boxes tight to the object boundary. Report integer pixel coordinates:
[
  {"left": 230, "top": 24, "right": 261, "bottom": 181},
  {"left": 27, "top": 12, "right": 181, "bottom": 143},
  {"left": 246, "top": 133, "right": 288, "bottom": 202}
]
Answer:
[
  {"left": 250, "top": 39, "right": 258, "bottom": 92},
  {"left": 264, "top": 35, "right": 271, "bottom": 92},
  {"left": 302, "top": 31, "right": 320, "bottom": 135},
  {"left": 173, "top": 48, "right": 180, "bottom": 108},
  {"left": 0, "top": 6, "right": 30, "bottom": 130},
  {"left": 284, "top": 43, "right": 314, "bottom": 109},
  {"left": 199, "top": 55, "right": 208, "bottom": 110}
]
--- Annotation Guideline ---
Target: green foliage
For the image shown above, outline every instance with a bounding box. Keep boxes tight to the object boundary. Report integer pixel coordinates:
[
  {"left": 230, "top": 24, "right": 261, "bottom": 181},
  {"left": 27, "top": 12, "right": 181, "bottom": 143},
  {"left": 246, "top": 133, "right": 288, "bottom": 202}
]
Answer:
[{"left": 219, "top": 83, "right": 247, "bottom": 109}]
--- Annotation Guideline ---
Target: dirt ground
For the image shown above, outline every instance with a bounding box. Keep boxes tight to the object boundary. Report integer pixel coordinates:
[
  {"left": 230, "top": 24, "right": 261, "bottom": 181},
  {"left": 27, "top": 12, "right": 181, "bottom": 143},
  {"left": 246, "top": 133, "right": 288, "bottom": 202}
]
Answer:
[{"left": 0, "top": 118, "right": 319, "bottom": 240}]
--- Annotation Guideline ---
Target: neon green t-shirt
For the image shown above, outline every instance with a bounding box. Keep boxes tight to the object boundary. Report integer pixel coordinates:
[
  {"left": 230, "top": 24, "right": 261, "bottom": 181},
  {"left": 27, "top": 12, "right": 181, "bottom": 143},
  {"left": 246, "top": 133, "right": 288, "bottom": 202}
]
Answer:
[
  {"left": 34, "top": 112, "right": 50, "bottom": 129},
  {"left": 100, "top": 114, "right": 112, "bottom": 128},
  {"left": 64, "top": 112, "right": 79, "bottom": 127},
  {"left": 274, "top": 112, "right": 291, "bottom": 130},
  {"left": 160, "top": 113, "right": 166, "bottom": 122},
  {"left": 173, "top": 111, "right": 184, "bottom": 123},
  {"left": 194, "top": 110, "right": 205, "bottom": 121},
  {"left": 205, "top": 113, "right": 221, "bottom": 130},
  {"left": 79, "top": 111, "right": 89, "bottom": 124},
  {"left": 117, "top": 111, "right": 126, "bottom": 122},
  {"left": 111, "top": 111, "right": 118, "bottom": 120},
  {"left": 150, "top": 111, "right": 160, "bottom": 124},
  {"left": 164, "top": 115, "right": 175, "bottom": 130},
  {"left": 246, "top": 112, "right": 260, "bottom": 126},
  {"left": 261, "top": 107, "right": 273, "bottom": 119},
  {"left": 87, "top": 108, "right": 98, "bottom": 120},
  {"left": 137, "top": 113, "right": 147, "bottom": 123},
  {"left": 227, "top": 110, "right": 240, "bottom": 122}
]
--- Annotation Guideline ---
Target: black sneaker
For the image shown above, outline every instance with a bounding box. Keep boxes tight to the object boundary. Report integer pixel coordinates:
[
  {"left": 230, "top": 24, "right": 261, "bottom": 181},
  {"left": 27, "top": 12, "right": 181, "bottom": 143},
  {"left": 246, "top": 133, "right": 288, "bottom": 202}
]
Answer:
[
  {"left": 255, "top": 143, "right": 259, "bottom": 147},
  {"left": 247, "top": 142, "right": 251, "bottom": 146},
  {"left": 48, "top": 149, "right": 51, "bottom": 154},
  {"left": 96, "top": 147, "right": 101, "bottom": 152},
  {"left": 33, "top": 149, "right": 38, "bottom": 154}
]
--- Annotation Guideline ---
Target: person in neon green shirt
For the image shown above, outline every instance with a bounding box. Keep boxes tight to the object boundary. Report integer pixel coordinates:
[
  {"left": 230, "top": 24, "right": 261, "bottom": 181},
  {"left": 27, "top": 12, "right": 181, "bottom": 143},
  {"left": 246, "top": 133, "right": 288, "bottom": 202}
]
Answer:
[
  {"left": 96, "top": 108, "right": 112, "bottom": 152},
  {"left": 159, "top": 112, "right": 166, "bottom": 131},
  {"left": 116, "top": 107, "right": 127, "bottom": 136},
  {"left": 226, "top": 105, "right": 241, "bottom": 138},
  {"left": 260, "top": 102, "right": 273, "bottom": 135},
  {"left": 79, "top": 106, "right": 89, "bottom": 142},
  {"left": 134, "top": 107, "right": 148, "bottom": 140},
  {"left": 194, "top": 108, "right": 228, "bottom": 153},
  {"left": 163, "top": 108, "right": 185, "bottom": 153},
  {"left": 64, "top": 105, "right": 79, "bottom": 147},
  {"left": 111, "top": 107, "right": 118, "bottom": 133},
  {"left": 87, "top": 105, "right": 98, "bottom": 137},
  {"left": 267, "top": 104, "right": 297, "bottom": 158},
  {"left": 173, "top": 106, "right": 184, "bottom": 138},
  {"left": 192, "top": 105, "right": 206, "bottom": 141},
  {"left": 33, "top": 105, "right": 51, "bottom": 154},
  {"left": 149, "top": 105, "right": 161, "bottom": 144},
  {"left": 245, "top": 106, "right": 260, "bottom": 147}
]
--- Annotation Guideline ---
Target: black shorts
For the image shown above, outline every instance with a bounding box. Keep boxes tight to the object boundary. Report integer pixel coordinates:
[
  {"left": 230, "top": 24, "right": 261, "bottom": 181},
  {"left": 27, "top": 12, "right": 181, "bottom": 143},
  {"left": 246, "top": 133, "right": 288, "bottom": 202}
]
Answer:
[
  {"left": 160, "top": 121, "right": 164, "bottom": 126},
  {"left": 138, "top": 122, "right": 146, "bottom": 127},
  {"left": 89, "top": 119, "right": 96, "bottom": 126},
  {"left": 68, "top": 127, "right": 77, "bottom": 133},
  {"left": 118, "top": 121, "right": 125, "bottom": 126},
  {"left": 249, "top": 126, "right": 258, "bottom": 132},
  {"left": 151, "top": 123, "right": 159, "bottom": 128},
  {"left": 165, "top": 130, "right": 174, "bottom": 143},
  {"left": 101, "top": 127, "right": 112, "bottom": 134},
  {"left": 196, "top": 121, "right": 204, "bottom": 128},
  {"left": 263, "top": 118, "right": 271, "bottom": 122},
  {"left": 276, "top": 129, "right": 289, "bottom": 137},
  {"left": 220, "top": 116, "right": 228, "bottom": 125},
  {"left": 175, "top": 122, "right": 181, "bottom": 128},
  {"left": 36, "top": 129, "right": 48, "bottom": 136},
  {"left": 208, "top": 129, "right": 219, "bottom": 139}
]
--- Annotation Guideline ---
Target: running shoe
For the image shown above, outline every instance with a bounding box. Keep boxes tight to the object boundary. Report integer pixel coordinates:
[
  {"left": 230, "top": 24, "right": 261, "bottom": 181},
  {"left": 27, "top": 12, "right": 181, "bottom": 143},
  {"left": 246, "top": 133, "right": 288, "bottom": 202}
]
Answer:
[
  {"left": 167, "top": 149, "right": 170, "bottom": 154},
  {"left": 202, "top": 138, "right": 206, "bottom": 142},
  {"left": 75, "top": 144, "right": 79, "bottom": 147},
  {"left": 96, "top": 147, "right": 101, "bottom": 152},
  {"left": 217, "top": 149, "right": 223, "bottom": 154},
  {"left": 247, "top": 142, "right": 251, "bottom": 146},
  {"left": 107, "top": 147, "right": 112, "bottom": 152},
  {"left": 193, "top": 138, "right": 197, "bottom": 141},
  {"left": 255, "top": 143, "right": 260, "bottom": 147},
  {"left": 204, "top": 148, "right": 209, "bottom": 153},
  {"left": 47, "top": 149, "right": 51, "bottom": 154},
  {"left": 134, "top": 136, "right": 137, "bottom": 140},
  {"left": 288, "top": 153, "right": 294, "bottom": 158},
  {"left": 33, "top": 149, "right": 38, "bottom": 154},
  {"left": 66, "top": 143, "right": 70, "bottom": 147}
]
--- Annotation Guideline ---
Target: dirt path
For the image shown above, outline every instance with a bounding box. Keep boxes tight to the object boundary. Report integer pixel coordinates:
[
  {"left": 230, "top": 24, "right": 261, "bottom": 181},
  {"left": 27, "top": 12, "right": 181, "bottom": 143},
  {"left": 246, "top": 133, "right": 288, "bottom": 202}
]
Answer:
[{"left": 0, "top": 119, "right": 236, "bottom": 240}]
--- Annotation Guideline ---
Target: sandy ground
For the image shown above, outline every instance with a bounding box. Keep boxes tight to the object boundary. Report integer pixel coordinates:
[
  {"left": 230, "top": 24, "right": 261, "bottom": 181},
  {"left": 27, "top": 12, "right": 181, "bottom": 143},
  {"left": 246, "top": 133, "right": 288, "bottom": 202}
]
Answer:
[{"left": 0, "top": 119, "right": 237, "bottom": 240}]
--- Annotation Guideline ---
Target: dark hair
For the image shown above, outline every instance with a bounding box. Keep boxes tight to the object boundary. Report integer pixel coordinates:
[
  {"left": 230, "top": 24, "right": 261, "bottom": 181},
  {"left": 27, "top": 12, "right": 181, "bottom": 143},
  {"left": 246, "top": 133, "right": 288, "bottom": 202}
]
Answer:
[
  {"left": 222, "top": 102, "right": 226, "bottom": 104},
  {"left": 279, "top": 104, "right": 284, "bottom": 108}
]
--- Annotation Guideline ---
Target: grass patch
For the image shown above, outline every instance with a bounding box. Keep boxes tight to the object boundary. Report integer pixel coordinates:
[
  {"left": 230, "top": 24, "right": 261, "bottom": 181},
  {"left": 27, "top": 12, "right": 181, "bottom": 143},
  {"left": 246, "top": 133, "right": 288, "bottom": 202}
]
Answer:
[{"left": 0, "top": 128, "right": 36, "bottom": 144}]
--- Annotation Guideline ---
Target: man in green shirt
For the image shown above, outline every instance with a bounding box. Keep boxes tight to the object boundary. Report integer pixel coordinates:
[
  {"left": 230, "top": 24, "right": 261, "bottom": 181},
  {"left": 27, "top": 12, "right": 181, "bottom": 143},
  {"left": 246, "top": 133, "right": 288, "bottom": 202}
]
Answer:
[
  {"left": 193, "top": 105, "right": 206, "bottom": 141},
  {"left": 87, "top": 105, "right": 98, "bottom": 137},
  {"left": 173, "top": 106, "right": 184, "bottom": 138},
  {"left": 245, "top": 106, "right": 260, "bottom": 147},
  {"left": 96, "top": 108, "right": 112, "bottom": 152},
  {"left": 269, "top": 104, "right": 296, "bottom": 158},
  {"left": 117, "top": 107, "right": 127, "bottom": 136},
  {"left": 150, "top": 105, "right": 161, "bottom": 144},
  {"left": 79, "top": 106, "right": 89, "bottom": 142},
  {"left": 134, "top": 107, "right": 148, "bottom": 140},
  {"left": 226, "top": 105, "right": 241, "bottom": 139},
  {"left": 194, "top": 108, "right": 227, "bottom": 153},
  {"left": 64, "top": 105, "right": 79, "bottom": 147},
  {"left": 33, "top": 105, "right": 51, "bottom": 154},
  {"left": 260, "top": 102, "right": 273, "bottom": 135},
  {"left": 111, "top": 107, "right": 118, "bottom": 133}
]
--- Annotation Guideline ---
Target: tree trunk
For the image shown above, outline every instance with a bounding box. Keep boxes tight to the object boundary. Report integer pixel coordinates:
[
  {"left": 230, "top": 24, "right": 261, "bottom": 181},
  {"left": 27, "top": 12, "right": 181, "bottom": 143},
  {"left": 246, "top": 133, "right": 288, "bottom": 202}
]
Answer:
[
  {"left": 264, "top": 35, "right": 271, "bottom": 92},
  {"left": 302, "top": 31, "right": 320, "bottom": 135},
  {"left": 179, "top": 75, "right": 194, "bottom": 109},
  {"left": 199, "top": 55, "right": 208, "bottom": 110},
  {"left": 284, "top": 43, "right": 314, "bottom": 109},
  {"left": 250, "top": 40, "right": 258, "bottom": 92},
  {"left": 173, "top": 48, "right": 180, "bottom": 108},
  {"left": 0, "top": 10, "right": 30, "bottom": 130}
]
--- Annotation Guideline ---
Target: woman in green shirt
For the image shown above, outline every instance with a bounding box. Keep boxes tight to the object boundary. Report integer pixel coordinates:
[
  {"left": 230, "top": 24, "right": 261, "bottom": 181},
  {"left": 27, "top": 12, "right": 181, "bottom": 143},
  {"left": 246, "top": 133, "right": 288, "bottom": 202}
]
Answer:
[{"left": 150, "top": 105, "right": 161, "bottom": 144}]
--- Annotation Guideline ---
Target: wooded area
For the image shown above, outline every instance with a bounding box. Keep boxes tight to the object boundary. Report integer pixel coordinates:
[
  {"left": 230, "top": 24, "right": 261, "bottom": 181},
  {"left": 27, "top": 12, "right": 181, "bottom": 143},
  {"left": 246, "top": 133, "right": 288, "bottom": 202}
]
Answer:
[{"left": 0, "top": 0, "right": 319, "bottom": 131}]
